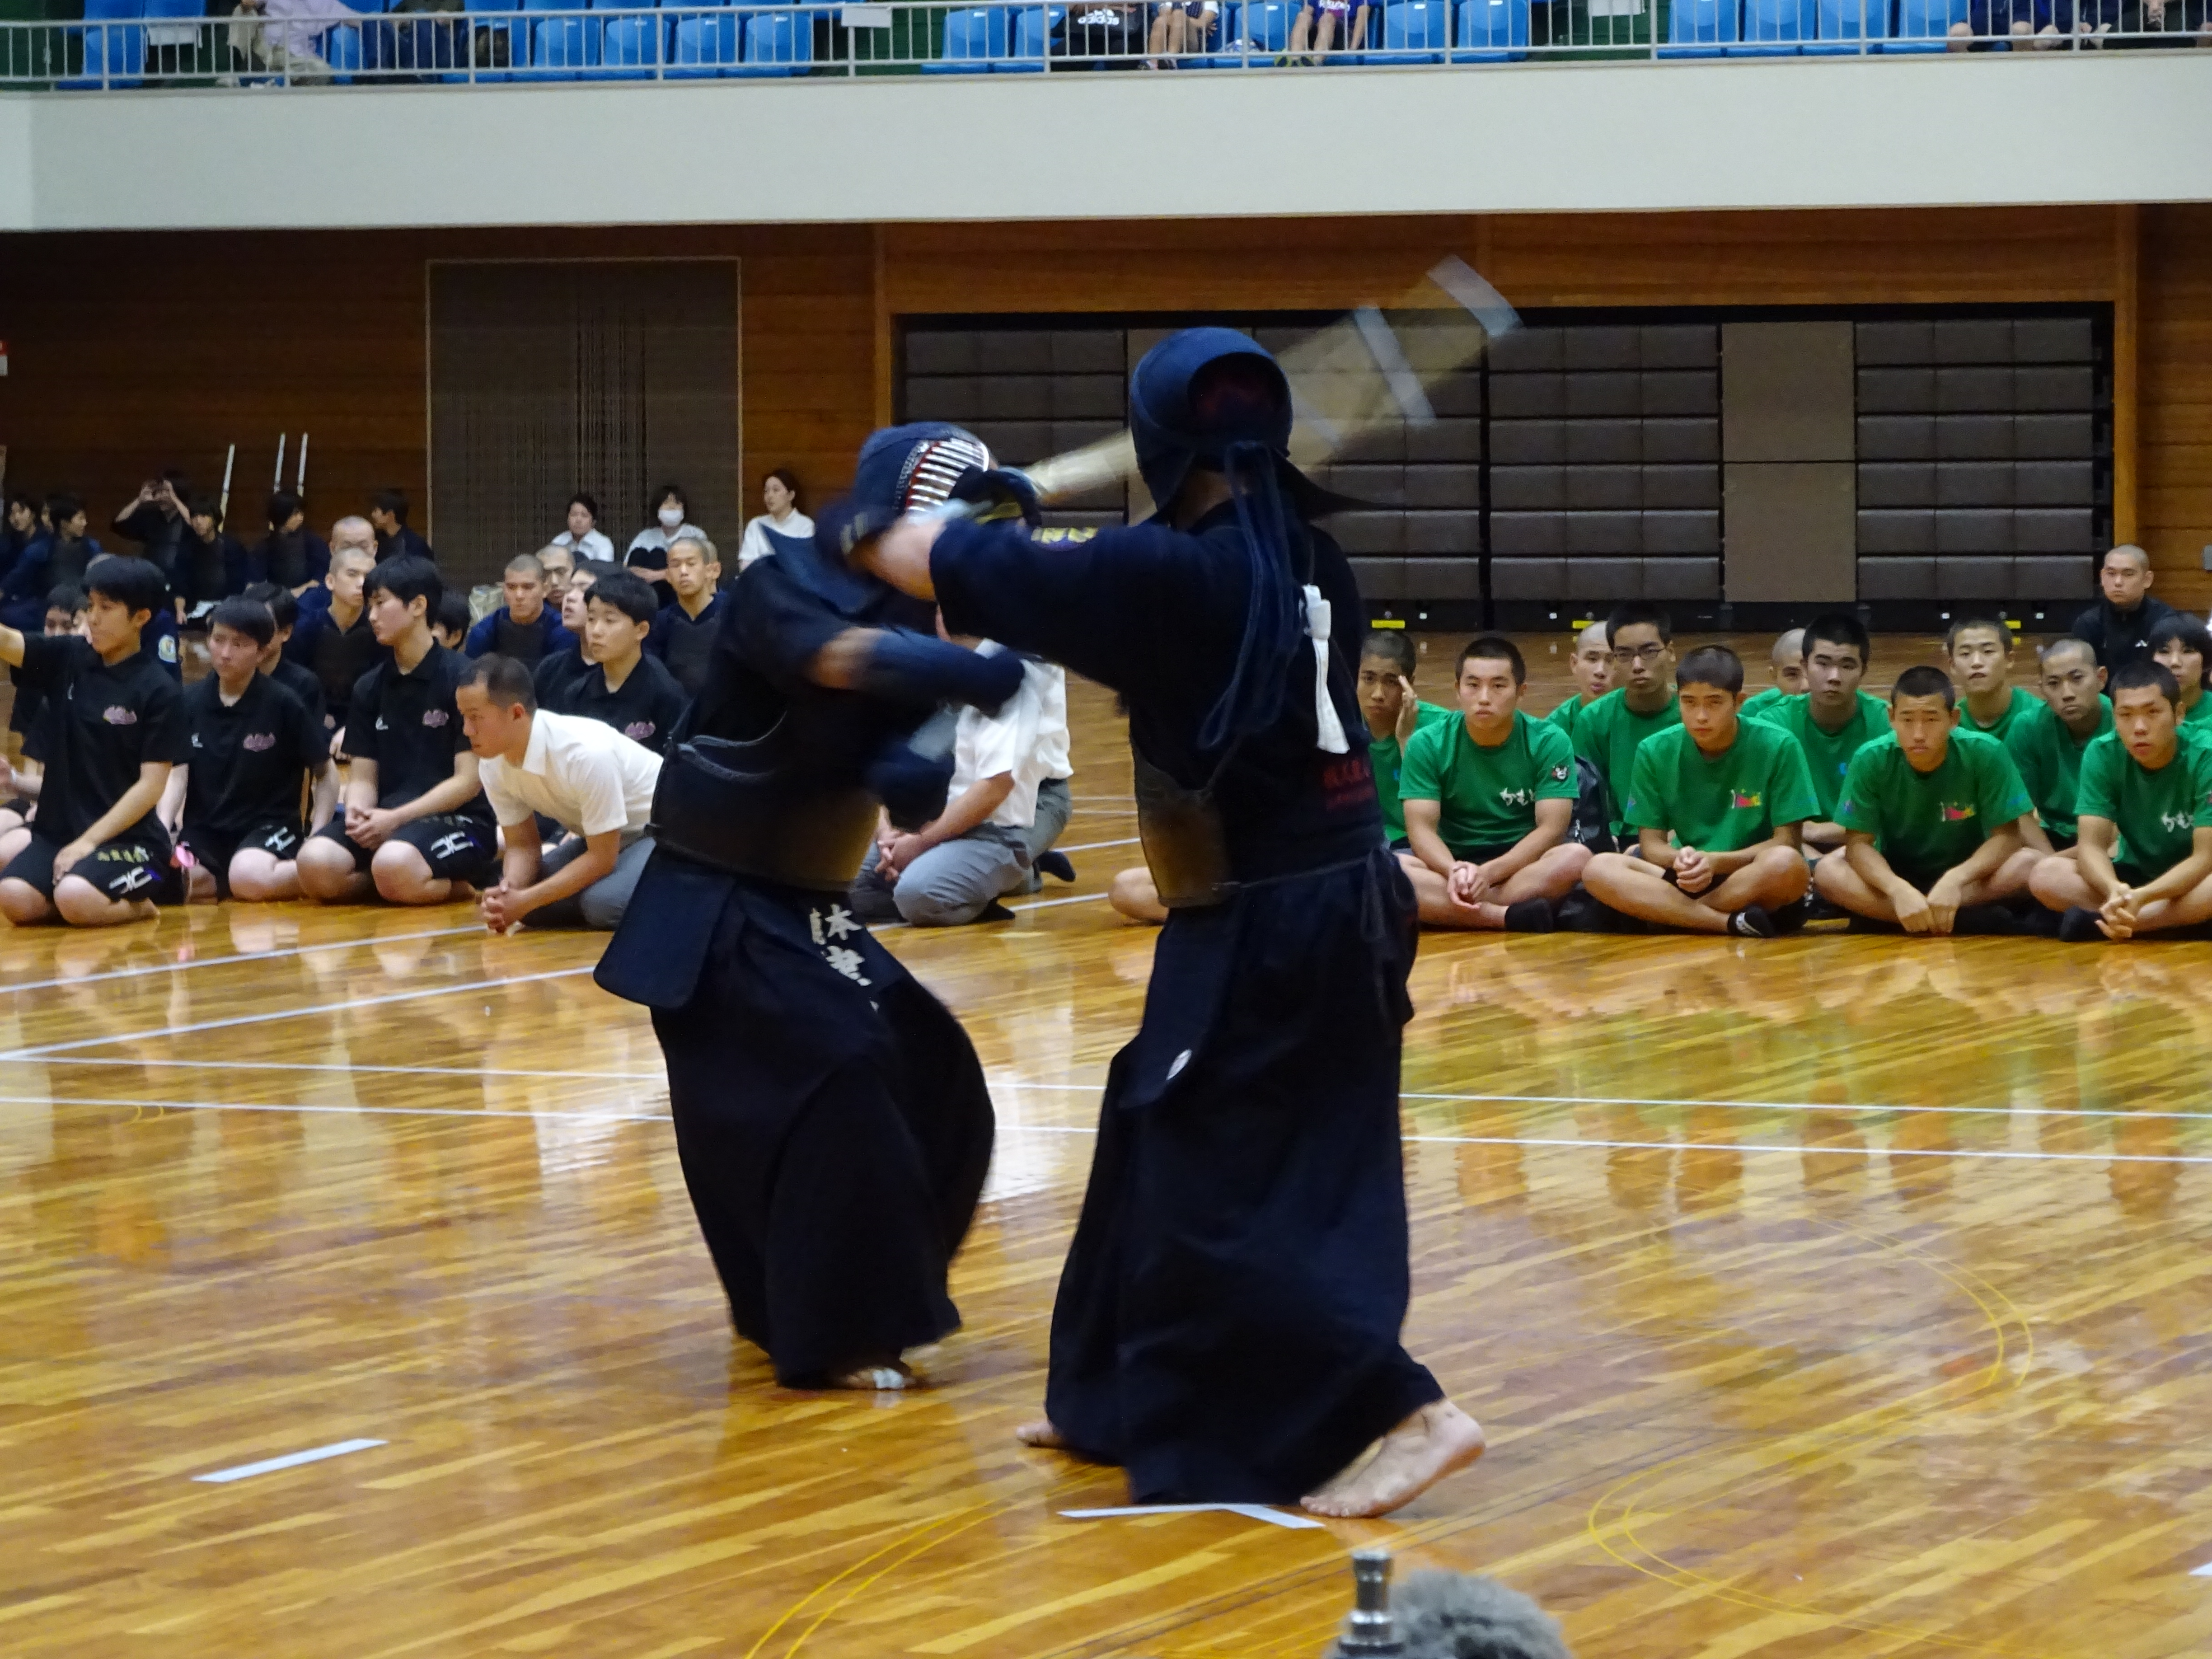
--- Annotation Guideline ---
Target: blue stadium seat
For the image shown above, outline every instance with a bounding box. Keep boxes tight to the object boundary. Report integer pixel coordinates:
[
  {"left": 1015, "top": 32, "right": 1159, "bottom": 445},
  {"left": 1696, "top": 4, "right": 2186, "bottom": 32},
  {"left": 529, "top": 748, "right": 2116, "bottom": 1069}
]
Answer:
[
  {"left": 1660, "top": 0, "right": 1738, "bottom": 52},
  {"left": 923, "top": 5, "right": 1006, "bottom": 69},
  {"left": 1450, "top": 0, "right": 1526, "bottom": 56},
  {"left": 526, "top": 0, "right": 598, "bottom": 76},
  {"left": 1806, "top": 0, "right": 1889, "bottom": 48},
  {"left": 1730, "top": 0, "right": 1812, "bottom": 49},
  {"left": 64, "top": 0, "right": 145, "bottom": 89},
  {"left": 731, "top": 6, "right": 811, "bottom": 73},
  {"left": 1889, "top": 0, "right": 1964, "bottom": 47},
  {"left": 1003, "top": 5, "right": 1059, "bottom": 66},
  {"left": 1206, "top": 0, "right": 1293, "bottom": 61},
  {"left": 594, "top": 0, "right": 661, "bottom": 77},
  {"left": 1372, "top": 0, "right": 1448, "bottom": 58},
  {"left": 668, "top": 0, "right": 739, "bottom": 75}
]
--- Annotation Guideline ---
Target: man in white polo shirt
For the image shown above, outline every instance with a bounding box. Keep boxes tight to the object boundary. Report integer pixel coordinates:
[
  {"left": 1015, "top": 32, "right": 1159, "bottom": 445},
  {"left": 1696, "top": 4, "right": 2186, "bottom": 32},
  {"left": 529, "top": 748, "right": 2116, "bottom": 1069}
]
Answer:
[{"left": 455, "top": 653, "right": 661, "bottom": 932}]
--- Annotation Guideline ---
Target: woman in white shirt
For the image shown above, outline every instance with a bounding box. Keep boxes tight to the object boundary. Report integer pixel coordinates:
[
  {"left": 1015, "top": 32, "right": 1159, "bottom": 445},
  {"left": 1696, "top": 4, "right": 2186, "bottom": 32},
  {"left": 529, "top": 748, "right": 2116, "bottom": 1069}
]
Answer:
[
  {"left": 736, "top": 469, "right": 816, "bottom": 570},
  {"left": 551, "top": 492, "right": 614, "bottom": 563},
  {"left": 625, "top": 482, "right": 705, "bottom": 599}
]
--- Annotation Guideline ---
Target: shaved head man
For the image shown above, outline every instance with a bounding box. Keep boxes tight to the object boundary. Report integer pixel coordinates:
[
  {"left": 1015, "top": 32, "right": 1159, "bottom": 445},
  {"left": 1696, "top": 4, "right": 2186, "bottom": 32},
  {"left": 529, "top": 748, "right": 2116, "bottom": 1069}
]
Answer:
[
  {"left": 1544, "top": 621, "right": 1612, "bottom": 732},
  {"left": 2071, "top": 544, "right": 2176, "bottom": 670},
  {"left": 1741, "top": 628, "right": 1807, "bottom": 721}
]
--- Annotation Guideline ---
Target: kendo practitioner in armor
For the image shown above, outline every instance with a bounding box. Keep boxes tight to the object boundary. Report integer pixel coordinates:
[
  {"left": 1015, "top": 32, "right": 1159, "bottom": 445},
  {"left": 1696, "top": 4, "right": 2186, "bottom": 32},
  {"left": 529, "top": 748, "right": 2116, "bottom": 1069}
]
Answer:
[
  {"left": 862, "top": 331, "right": 1486, "bottom": 1517},
  {"left": 595, "top": 424, "right": 1021, "bottom": 1392}
]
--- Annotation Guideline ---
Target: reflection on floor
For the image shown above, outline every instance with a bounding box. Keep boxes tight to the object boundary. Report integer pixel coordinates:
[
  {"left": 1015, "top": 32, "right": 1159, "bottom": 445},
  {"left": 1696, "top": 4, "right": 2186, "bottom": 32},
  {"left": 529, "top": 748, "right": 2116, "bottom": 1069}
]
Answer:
[{"left": 2, "top": 637, "right": 2207, "bottom": 1659}]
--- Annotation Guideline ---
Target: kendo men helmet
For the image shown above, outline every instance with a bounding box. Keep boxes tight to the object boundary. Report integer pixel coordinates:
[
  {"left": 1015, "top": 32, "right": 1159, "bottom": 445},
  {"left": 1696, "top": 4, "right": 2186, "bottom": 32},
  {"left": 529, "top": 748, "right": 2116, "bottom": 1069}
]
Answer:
[{"left": 1128, "top": 329, "right": 1295, "bottom": 517}]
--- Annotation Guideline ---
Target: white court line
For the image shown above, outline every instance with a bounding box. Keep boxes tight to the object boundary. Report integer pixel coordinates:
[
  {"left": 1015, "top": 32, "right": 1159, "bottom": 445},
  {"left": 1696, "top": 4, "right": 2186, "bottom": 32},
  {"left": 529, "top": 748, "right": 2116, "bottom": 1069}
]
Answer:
[
  {"left": 192, "top": 1439, "right": 387, "bottom": 1484},
  {"left": 1061, "top": 1504, "right": 1322, "bottom": 1530},
  {"left": 1404, "top": 1133, "right": 2212, "bottom": 1167},
  {"left": 2192, "top": 1562, "right": 2212, "bottom": 1577},
  {"left": 1007, "top": 892, "right": 1113, "bottom": 914},
  {"left": 998, "top": 1081, "right": 2212, "bottom": 1126},
  {"left": 14, "top": 1055, "right": 666, "bottom": 1083},
  {"left": 0, "top": 924, "right": 481, "bottom": 998},
  {"left": 1054, "top": 838, "right": 1139, "bottom": 854},
  {"left": 0, "top": 966, "right": 597, "bottom": 1061},
  {"left": 11, "top": 1093, "right": 666, "bottom": 1123}
]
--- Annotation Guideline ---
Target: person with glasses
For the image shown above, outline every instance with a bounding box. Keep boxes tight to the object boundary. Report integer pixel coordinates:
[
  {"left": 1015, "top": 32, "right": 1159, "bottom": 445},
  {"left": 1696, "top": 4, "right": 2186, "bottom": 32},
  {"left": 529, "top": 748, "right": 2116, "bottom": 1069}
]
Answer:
[{"left": 1569, "top": 602, "right": 1680, "bottom": 842}]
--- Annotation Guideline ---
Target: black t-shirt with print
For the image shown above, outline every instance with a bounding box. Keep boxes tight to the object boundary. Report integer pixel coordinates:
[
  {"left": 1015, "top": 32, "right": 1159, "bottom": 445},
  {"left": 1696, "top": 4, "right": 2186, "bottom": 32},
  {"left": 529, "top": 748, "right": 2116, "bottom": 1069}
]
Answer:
[
  {"left": 12, "top": 635, "right": 190, "bottom": 844},
  {"left": 346, "top": 641, "right": 492, "bottom": 820},
  {"left": 181, "top": 672, "right": 327, "bottom": 839}
]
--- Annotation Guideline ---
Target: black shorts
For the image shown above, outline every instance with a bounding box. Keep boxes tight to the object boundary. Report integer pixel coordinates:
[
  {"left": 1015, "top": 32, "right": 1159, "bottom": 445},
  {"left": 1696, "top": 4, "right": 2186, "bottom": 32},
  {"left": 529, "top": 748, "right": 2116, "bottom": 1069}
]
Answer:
[
  {"left": 0, "top": 831, "right": 182, "bottom": 907},
  {"left": 179, "top": 821, "right": 307, "bottom": 898},
  {"left": 311, "top": 812, "right": 500, "bottom": 885}
]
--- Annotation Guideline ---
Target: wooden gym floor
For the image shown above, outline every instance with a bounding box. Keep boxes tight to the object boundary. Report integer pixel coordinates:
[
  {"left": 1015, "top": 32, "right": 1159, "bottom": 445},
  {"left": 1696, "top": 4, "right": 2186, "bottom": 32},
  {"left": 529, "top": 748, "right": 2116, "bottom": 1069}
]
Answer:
[{"left": 4, "top": 634, "right": 2211, "bottom": 1658}]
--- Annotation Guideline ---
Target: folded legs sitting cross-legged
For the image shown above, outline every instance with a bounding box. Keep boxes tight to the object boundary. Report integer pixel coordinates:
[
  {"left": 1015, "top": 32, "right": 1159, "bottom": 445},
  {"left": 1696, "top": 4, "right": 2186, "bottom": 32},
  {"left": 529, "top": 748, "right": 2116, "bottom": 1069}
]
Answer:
[
  {"left": 1396, "top": 636, "right": 1589, "bottom": 932},
  {"left": 1579, "top": 645, "right": 1815, "bottom": 937}
]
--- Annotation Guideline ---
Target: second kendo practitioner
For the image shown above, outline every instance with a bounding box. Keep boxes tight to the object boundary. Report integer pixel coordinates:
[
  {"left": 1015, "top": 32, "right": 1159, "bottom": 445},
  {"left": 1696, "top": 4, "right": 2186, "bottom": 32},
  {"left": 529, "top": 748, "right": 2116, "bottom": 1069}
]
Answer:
[
  {"left": 863, "top": 330, "right": 1485, "bottom": 1517},
  {"left": 595, "top": 424, "right": 1019, "bottom": 1391}
]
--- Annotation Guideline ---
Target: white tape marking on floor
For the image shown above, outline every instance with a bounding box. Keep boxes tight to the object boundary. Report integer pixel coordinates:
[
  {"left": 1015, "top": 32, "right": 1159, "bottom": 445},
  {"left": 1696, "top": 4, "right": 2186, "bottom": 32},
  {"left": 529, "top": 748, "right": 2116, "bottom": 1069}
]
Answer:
[
  {"left": 192, "top": 1438, "right": 387, "bottom": 1483},
  {"left": 1053, "top": 838, "right": 1140, "bottom": 854},
  {"left": 1061, "top": 1504, "right": 1323, "bottom": 1530},
  {"left": 0, "top": 924, "right": 481, "bottom": 998},
  {"left": 13, "top": 1093, "right": 666, "bottom": 1124},
  {"left": 0, "top": 966, "right": 596, "bottom": 1061}
]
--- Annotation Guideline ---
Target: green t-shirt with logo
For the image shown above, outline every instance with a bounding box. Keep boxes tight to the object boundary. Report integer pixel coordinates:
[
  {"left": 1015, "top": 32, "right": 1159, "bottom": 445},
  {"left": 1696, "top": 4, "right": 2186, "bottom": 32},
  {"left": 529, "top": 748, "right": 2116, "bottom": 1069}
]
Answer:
[
  {"left": 1745, "top": 689, "right": 1891, "bottom": 820},
  {"left": 2002, "top": 694, "right": 2114, "bottom": 841},
  {"left": 2072, "top": 727, "right": 2212, "bottom": 872},
  {"left": 1399, "top": 708, "right": 1579, "bottom": 858},
  {"left": 1960, "top": 684, "right": 2037, "bottom": 747},
  {"left": 1570, "top": 687, "right": 1682, "bottom": 835},
  {"left": 1624, "top": 718, "right": 1822, "bottom": 853},
  {"left": 1739, "top": 687, "right": 1799, "bottom": 722},
  {"left": 1368, "top": 700, "right": 1457, "bottom": 840},
  {"left": 1834, "top": 728, "right": 2035, "bottom": 874}
]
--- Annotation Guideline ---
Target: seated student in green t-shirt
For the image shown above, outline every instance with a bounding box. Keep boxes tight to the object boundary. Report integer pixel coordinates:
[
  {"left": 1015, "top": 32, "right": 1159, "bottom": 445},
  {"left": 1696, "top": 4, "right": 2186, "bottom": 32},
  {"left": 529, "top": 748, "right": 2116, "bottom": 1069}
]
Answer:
[
  {"left": 2004, "top": 636, "right": 2111, "bottom": 851},
  {"left": 1738, "top": 628, "right": 1806, "bottom": 722},
  {"left": 1744, "top": 612, "right": 1887, "bottom": 852},
  {"left": 1570, "top": 601, "right": 1681, "bottom": 839},
  {"left": 1580, "top": 645, "right": 1818, "bottom": 937},
  {"left": 2029, "top": 660, "right": 2212, "bottom": 942},
  {"left": 1812, "top": 665, "right": 2043, "bottom": 935},
  {"left": 2148, "top": 614, "right": 2212, "bottom": 731},
  {"left": 1947, "top": 616, "right": 2037, "bottom": 747},
  {"left": 1543, "top": 620, "right": 1613, "bottom": 732},
  {"left": 1397, "top": 635, "right": 1589, "bottom": 932},
  {"left": 1355, "top": 629, "right": 1455, "bottom": 849}
]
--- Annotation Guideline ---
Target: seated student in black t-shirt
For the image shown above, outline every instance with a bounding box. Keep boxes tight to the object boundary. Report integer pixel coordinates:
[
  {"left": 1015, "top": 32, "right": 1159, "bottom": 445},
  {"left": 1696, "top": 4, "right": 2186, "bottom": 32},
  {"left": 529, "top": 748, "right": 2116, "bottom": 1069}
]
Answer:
[
  {"left": 646, "top": 534, "right": 725, "bottom": 700},
  {"left": 463, "top": 553, "right": 575, "bottom": 667},
  {"left": 159, "top": 598, "right": 335, "bottom": 904},
  {"left": 295, "top": 556, "right": 501, "bottom": 906},
  {"left": 242, "top": 581, "right": 339, "bottom": 831},
  {"left": 542, "top": 567, "right": 688, "bottom": 752},
  {"left": 0, "top": 585, "right": 86, "bottom": 838},
  {"left": 0, "top": 557, "right": 189, "bottom": 927},
  {"left": 532, "top": 558, "right": 609, "bottom": 707},
  {"left": 431, "top": 590, "right": 473, "bottom": 653}
]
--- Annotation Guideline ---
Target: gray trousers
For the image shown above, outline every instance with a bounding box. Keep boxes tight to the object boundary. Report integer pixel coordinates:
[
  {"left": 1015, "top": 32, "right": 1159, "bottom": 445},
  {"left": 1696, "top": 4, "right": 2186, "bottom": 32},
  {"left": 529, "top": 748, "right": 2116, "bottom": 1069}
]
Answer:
[
  {"left": 529, "top": 831, "right": 655, "bottom": 931},
  {"left": 852, "top": 778, "right": 1073, "bottom": 927}
]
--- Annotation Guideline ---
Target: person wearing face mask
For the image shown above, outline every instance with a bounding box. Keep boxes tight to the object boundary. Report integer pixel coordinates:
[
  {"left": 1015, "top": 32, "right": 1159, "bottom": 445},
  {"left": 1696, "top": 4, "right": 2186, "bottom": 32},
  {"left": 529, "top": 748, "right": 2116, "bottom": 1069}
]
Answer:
[{"left": 625, "top": 483, "right": 704, "bottom": 604}]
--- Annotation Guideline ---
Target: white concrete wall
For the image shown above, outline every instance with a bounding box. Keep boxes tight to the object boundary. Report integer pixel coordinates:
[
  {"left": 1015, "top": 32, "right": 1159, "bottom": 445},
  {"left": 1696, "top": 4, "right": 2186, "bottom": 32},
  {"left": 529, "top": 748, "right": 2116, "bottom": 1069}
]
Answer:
[{"left": 4, "top": 52, "right": 2208, "bottom": 231}]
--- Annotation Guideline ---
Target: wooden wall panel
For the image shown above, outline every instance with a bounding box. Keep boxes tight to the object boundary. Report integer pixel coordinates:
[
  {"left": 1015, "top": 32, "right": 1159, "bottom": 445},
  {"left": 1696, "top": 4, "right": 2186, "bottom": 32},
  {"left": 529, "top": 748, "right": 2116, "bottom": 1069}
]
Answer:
[
  {"left": 0, "top": 225, "right": 872, "bottom": 574},
  {"left": 3, "top": 206, "right": 2204, "bottom": 607},
  {"left": 2139, "top": 203, "right": 2212, "bottom": 612}
]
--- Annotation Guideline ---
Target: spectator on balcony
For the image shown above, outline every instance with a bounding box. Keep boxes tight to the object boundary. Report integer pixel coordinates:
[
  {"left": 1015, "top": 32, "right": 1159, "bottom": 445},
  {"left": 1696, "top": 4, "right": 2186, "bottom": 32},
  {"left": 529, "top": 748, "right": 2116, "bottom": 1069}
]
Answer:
[
  {"left": 1287, "top": 0, "right": 1368, "bottom": 60},
  {"left": 624, "top": 483, "right": 703, "bottom": 603},
  {"left": 551, "top": 492, "right": 615, "bottom": 565},
  {"left": 249, "top": 490, "right": 330, "bottom": 595},
  {"left": 369, "top": 488, "right": 436, "bottom": 565},
  {"left": 112, "top": 472, "right": 191, "bottom": 579},
  {"left": 2132, "top": 0, "right": 2210, "bottom": 42},
  {"left": 1148, "top": 0, "right": 1221, "bottom": 61},
  {"left": 225, "top": 0, "right": 354, "bottom": 82},
  {"left": 736, "top": 469, "right": 815, "bottom": 570},
  {"left": 1055, "top": 0, "right": 1145, "bottom": 61},
  {"left": 175, "top": 495, "right": 251, "bottom": 622}
]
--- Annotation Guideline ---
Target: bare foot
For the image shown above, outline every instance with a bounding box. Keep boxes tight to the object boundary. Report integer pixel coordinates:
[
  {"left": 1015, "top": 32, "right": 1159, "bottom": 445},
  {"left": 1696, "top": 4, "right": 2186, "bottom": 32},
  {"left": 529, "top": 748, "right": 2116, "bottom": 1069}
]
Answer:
[
  {"left": 1016, "top": 1418, "right": 1067, "bottom": 1448},
  {"left": 1300, "top": 1401, "right": 1485, "bottom": 1519},
  {"left": 825, "top": 1360, "right": 918, "bottom": 1391}
]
